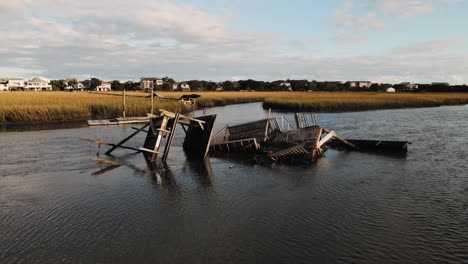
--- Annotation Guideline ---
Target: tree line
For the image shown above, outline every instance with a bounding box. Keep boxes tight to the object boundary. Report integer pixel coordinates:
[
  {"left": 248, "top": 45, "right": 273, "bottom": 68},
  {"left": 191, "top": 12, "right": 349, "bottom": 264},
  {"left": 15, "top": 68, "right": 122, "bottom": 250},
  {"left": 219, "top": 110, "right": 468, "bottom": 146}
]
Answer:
[{"left": 50, "top": 77, "right": 468, "bottom": 92}]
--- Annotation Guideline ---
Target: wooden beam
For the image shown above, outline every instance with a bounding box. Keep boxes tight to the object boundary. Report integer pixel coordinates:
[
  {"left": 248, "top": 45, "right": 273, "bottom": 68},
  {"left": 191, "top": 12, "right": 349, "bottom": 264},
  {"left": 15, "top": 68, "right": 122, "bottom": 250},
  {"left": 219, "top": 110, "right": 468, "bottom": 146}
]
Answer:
[
  {"left": 105, "top": 123, "right": 150, "bottom": 154},
  {"left": 131, "top": 126, "right": 149, "bottom": 133},
  {"left": 317, "top": 130, "right": 335, "bottom": 149},
  {"left": 159, "top": 109, "right": 205, "bottom": 124},
  {"left": 138, "top": 148, "right": 159, "bottom": 154},
  {"left": 323, "top": 128, "right": 357, "bottom": 149}
]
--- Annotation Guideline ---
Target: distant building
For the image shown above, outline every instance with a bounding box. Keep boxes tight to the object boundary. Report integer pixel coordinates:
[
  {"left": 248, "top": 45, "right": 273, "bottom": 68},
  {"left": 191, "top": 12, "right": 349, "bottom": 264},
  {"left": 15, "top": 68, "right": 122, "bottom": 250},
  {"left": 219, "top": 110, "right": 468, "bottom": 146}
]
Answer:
[
  {"left": 399, "top": 82, "right": 418, "bottom": 91},
  {"left": 74, "top": 82, "right": 87, "bottom": 91},
  {"left": 386, "top": 87, "right": 396, "bottom": 93},
  {"left": 141, "top": 77, "right": 163, "bottom": 91},
  {"left": 6, "top": 78, "right": 25, "bottom": 90},
  {"left": 172, "top": 82, "right": 190, "bottom": 92},
  {"left": 65, "top": 81, "right": 88, "bottom": 91},
  {"left": 96, "top": 81, "right": 112, "bottom": 91},
  {"left": 215, "top": 86, "right": 224, "bottom": 92},
  {"left": 25, "top": 77, "right": 52, "bottom": 91},
  {"left": 347, "top": 81, "right": 372, "bottom": 88}
]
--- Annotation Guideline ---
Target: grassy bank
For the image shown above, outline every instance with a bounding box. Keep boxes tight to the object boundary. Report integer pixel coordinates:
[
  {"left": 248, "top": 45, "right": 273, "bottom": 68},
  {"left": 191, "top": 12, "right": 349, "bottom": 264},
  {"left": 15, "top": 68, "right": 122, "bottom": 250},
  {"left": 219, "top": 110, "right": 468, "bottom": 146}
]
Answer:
[
  {"left": 0, "top": 92, "right": 183, "bottom": 124},
  {"left": 1, "top": 91, "right": 468, "bottom": 124},
  {"left": 262, "top": 92, "right": 468, "bottom": 112}
]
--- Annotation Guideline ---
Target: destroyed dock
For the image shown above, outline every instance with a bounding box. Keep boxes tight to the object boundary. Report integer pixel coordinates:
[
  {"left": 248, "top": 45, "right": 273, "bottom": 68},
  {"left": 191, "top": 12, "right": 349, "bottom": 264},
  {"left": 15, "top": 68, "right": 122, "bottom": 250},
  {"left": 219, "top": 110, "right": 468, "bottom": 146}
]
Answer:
[
  {"left": 209, "top": 113, "right": 360, "bottom": 163},
  {"left": 82, "top": 108, "right": 409, "bottom": 168}
]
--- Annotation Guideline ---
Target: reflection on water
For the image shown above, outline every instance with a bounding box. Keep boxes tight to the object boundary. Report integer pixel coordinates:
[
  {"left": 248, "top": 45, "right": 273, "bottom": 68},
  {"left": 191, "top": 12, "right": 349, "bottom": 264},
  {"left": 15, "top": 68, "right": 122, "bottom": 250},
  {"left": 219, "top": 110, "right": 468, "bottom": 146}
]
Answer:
[
  {"left": 1, "top": 103, "right": 468, "bottom": 264},
  {"left": 1, "top": 120, "right": 87, "bottom": 132}
]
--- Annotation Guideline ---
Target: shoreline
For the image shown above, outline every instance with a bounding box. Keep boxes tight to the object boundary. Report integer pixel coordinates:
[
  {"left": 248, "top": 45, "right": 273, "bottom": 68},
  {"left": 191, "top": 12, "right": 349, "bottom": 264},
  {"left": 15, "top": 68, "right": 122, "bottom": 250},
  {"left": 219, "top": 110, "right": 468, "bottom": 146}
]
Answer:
[{"left": 1, "top": 91, "right": 468, "bottom": 127}]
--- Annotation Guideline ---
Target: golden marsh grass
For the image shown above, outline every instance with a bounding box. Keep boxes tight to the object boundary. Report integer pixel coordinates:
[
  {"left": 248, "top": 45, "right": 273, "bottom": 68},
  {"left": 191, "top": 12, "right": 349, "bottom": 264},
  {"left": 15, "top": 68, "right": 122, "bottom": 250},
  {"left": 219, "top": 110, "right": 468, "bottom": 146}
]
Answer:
[{"left": 1, "top": 91, "right": 468, "bottom": 124}]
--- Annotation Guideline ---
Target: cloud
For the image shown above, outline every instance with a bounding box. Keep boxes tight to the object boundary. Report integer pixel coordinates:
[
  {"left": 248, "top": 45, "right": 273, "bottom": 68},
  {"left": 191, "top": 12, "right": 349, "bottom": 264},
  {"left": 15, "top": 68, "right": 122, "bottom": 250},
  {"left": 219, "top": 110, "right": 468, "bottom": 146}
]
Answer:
[
  {"left": 390, "top": 38, "right": 466, "bottom": 54},
  {"left": 0, "top": 0, "right": 279, "bottom": 80},
  {"left": 0, "top": 0, "right": 467, "bottom": 84},
  {"left": 330, "top": 0, "right": 460, "bottom": 42},
  {"left": 371, "top": 0, "right": 460, "bottom": 18}
]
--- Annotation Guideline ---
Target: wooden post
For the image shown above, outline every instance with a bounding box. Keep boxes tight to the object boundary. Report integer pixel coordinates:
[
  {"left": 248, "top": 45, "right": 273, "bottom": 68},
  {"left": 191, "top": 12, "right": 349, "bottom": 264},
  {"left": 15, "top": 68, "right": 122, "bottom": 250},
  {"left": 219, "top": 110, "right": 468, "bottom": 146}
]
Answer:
[
  {"left": 122, "top": 89, "right": 126, "bottom": 118},
  {"left": 161, "top": 113, "right": 180, "bottom": 162},
  {"left": 150, "top": 115, "right": 170, "bottom": 162},
  {"left": 264, "top": 108, "right": 271, "bottom": 142},
  {"left": 151, "top": 88, "right": 154, "bottom": 115}
]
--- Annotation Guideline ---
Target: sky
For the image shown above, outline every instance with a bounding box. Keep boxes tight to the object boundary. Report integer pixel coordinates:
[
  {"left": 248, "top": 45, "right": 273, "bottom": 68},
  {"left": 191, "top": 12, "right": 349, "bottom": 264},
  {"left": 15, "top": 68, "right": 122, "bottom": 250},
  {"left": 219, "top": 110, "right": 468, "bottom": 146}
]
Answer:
[{"left": 1, "top": 0, "right": 467, "bottom": 84}]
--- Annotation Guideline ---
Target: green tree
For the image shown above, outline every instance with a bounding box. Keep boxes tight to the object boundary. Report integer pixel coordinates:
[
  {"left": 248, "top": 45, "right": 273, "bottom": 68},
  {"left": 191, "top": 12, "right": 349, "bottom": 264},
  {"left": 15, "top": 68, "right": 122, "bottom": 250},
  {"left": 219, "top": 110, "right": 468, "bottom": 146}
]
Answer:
[
  {"left": 89, "top": 78, "right": 102, "bottom": 90},
  {"left": 50, "top": 80, "right": 66, "bottom": 91},
  {"left": 162, "top": 76, "right": 175, "bottom": 84},
  {"left": 68, "top": 79, "right": 78, "bottom": 87},
  {"left": 111, "top": 80, "right": 123, "bottom": 91}
]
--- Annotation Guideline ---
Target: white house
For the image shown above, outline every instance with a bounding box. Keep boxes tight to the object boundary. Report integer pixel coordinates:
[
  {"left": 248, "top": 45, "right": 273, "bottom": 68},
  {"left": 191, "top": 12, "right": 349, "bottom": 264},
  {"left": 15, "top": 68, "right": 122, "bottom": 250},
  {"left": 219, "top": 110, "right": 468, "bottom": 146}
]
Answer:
[
  {"left": 6, "top": 78, "right": 25, "bottom": 90},
  {"left": 347, "top": 81, "right": 372, "bottom": 88},
  {"left": 172, "top": 82, "right": 190, "bottom": 92},
  {"left": 400, "top": 82, "right": 418, "bottom": 91},
  {"left": 64, "top": 81, "right": 87, "bottom": 91},
  {"left": 24, "top": 77, "right": 52, "bottom": 91},
  {"left": 179, "top": 82, "right": 190, "bottom": 92},
  {"left": 141, "top": 77, "right": 163, "bottom": 91},
  {"left": 386, "top": 87, "right": 396, "bottom": 93},
  {"left": 96, "top": 81, "right": 112, "bottom": 91}
]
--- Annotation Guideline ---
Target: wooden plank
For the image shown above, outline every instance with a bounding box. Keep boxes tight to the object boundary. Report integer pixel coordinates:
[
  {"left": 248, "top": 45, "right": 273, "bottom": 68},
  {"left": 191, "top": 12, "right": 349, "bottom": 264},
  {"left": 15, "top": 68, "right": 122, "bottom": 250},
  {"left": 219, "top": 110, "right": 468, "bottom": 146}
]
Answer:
[
  {"left": 105, "top": 123, "right": 150, "bottom": 154},
  {"left": 317, "top": 130, "right": 335, "bottom": 149},
  {"left": 159, "top": 109, "right": 205, "bottom": 124},
  {"left": 268, "top": 143, "right": 306, "bottom": 158},
  {"left": 91, "top": 157, "right": 123, "bottom": 166},
  {"left": 323, "top": 128, "right": 357, "bottom": 149},
  {"left": 138, "top": 148, "right": 159, "bottom": 154}
]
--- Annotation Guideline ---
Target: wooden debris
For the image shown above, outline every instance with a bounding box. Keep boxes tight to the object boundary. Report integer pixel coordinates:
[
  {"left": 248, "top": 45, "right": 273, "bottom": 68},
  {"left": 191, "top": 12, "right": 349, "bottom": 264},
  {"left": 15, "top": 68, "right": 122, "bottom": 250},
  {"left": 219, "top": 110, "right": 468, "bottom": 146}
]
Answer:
[{"left": 91, "top": 157, "right": 123, "bottom": 166}]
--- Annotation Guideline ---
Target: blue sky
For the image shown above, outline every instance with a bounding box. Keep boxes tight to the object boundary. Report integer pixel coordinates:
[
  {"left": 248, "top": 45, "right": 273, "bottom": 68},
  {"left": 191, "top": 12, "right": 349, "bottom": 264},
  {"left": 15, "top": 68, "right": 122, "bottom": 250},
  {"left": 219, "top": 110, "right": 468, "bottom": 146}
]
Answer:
[{"left": 1, "top": 0, "right": 467, "bottom": 83}]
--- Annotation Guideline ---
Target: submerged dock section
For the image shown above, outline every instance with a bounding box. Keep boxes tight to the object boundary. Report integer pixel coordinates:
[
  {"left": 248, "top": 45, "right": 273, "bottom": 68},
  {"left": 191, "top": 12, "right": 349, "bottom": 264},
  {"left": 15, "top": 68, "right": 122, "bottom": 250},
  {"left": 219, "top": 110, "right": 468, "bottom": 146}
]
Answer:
[
  {"left": 209, "top": 113, "right": 348, "bottom": 163},
  {"left": 209, "top": 112, "right": 408, "bottom": 164},
  {"left": 89, "top": 109, "right": 216, "bottom": 163}
]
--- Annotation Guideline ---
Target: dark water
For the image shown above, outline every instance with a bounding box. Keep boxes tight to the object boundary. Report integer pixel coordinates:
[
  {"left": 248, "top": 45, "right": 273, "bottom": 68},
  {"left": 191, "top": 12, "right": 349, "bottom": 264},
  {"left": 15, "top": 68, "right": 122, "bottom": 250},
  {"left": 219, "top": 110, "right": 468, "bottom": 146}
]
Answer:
[{"left": 1, "top": 103, "right": 468, "bottom": 263}]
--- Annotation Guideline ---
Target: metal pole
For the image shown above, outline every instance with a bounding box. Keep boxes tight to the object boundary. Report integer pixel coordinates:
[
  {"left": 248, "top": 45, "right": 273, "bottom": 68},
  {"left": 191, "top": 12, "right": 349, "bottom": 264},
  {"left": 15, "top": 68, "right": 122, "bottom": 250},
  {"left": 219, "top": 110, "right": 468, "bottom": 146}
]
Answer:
[{"left": 122, "top": 89, "right": 126, "bottom": 118}]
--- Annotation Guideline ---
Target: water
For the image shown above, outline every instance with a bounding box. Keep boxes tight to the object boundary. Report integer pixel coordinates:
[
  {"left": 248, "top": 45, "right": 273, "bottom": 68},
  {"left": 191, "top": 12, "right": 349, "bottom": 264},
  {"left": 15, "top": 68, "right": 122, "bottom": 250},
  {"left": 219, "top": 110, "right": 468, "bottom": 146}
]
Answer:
[{"left": 1, "top": 103, "right": 467, "bottom": 263}]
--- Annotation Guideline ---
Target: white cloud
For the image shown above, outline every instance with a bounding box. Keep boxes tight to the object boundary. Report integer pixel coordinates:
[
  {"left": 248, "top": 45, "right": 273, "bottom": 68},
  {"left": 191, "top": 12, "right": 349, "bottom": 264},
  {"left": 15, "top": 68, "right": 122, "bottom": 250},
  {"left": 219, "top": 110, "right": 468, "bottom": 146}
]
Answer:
[
  {"left": 330, "top": 0, "right": 460, "bottom": 42},
  {"left": 0, "top": 0, "right": 467, "bottom": 84},
  {"left": 371, "top": 0, "right": 460, "bottom": 18},
  {"left": 390, "top": 38, "right": 465, "bottom": 54}
]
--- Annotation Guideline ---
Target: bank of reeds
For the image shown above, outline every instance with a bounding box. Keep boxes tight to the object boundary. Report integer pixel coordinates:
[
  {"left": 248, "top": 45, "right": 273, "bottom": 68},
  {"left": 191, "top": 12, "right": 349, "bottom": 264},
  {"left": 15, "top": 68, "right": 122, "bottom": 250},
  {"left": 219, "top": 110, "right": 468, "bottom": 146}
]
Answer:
[
  {"left": 1, "top": 91, "right": 468, "bottom": 124},
  {"left": 0, "top": 92, "right": 182, "bottom": 124},
  {"left": 262, "top": 92, "right": 468, "bottom": 112}
]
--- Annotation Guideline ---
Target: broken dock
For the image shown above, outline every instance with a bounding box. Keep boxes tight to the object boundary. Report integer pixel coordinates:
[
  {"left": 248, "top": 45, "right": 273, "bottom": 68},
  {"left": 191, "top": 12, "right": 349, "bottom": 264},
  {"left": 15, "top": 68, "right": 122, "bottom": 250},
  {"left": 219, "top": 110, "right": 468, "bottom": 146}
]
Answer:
[
  {"left": 82, "top": 109, "right": 410, "bottom": 167},
  {"left": 82, "top": 109, "right": 216, "bottom": 163}
]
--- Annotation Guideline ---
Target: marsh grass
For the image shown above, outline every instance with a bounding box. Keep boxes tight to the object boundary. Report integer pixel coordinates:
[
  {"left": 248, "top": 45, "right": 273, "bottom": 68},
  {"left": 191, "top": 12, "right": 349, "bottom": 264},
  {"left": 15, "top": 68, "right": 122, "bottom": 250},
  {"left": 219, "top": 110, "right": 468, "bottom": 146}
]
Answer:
[
  {"left": 1, "top": 91, "right": 468, "bottom": 124},
  {"left": 262, "top": 92, "right": 468, "bottom": 112},
  {"left": 0, "top": 92, "right": 182, "bottom": 124}
]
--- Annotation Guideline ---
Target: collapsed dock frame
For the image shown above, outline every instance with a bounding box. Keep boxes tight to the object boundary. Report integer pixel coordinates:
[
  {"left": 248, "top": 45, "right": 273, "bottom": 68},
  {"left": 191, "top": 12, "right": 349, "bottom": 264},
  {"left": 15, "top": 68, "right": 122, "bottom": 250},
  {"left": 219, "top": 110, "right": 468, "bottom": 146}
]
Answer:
[{"left": 104, "top": 110, "right": 217, "bottom": 163}]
